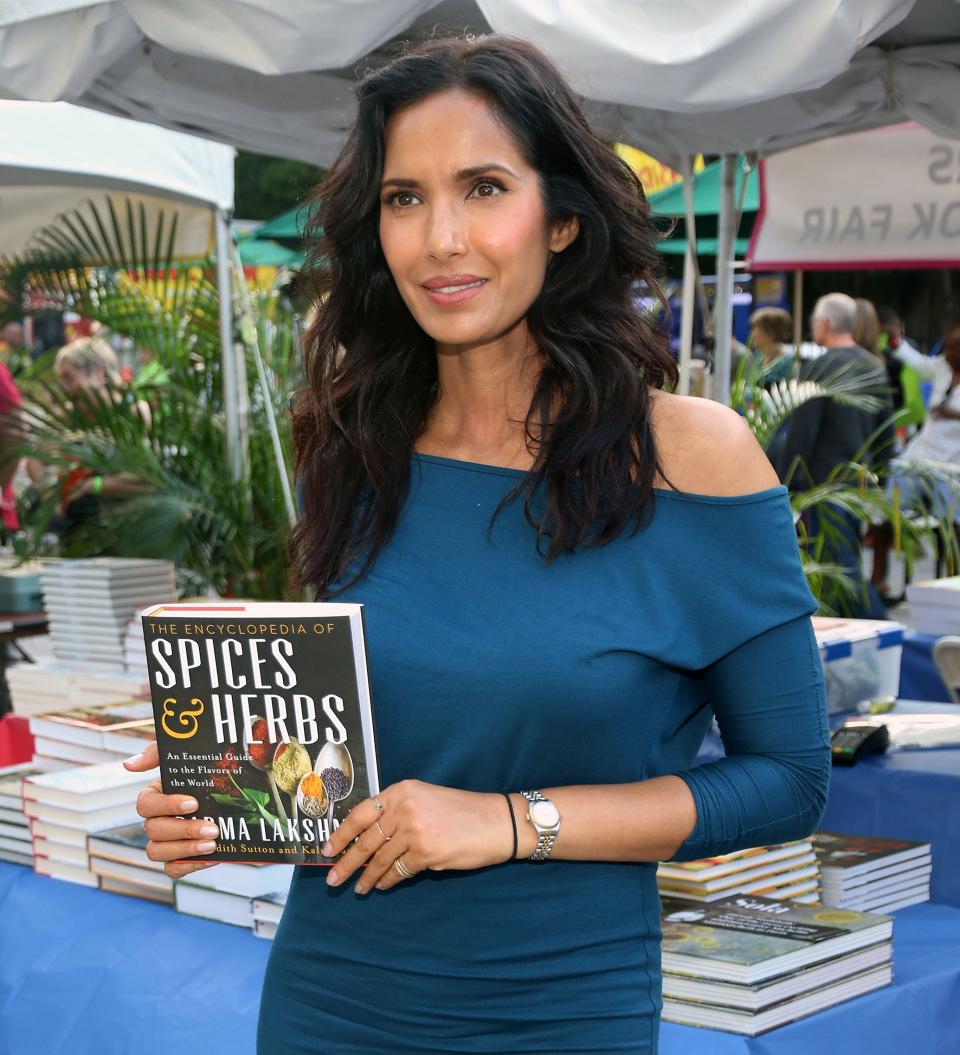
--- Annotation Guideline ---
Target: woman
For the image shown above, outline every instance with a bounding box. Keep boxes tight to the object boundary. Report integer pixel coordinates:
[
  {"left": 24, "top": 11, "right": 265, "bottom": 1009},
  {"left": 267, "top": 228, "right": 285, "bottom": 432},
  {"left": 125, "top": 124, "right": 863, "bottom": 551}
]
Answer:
[
  {"left": 51, "top": 336, "right": 151, "bottom": 545},
  {"left": 128, "top": 35, "right": 829, "bottom": 1054},
  {"left": 748, "top": 306, "right": 794, "bottom": 386},
  {"left": 853, "top": 297, "right": 883, "bottom": 359}
]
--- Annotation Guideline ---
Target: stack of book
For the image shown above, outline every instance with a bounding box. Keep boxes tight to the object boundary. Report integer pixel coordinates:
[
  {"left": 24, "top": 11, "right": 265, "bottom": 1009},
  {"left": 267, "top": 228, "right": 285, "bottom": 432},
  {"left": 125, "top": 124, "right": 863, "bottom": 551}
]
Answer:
[
  {"left": 813, "top": 832, "right": 932, "bottom": 913},
  {"left": 660, "top": 895, "right": 893, "bottom": 1035},
  {"left": 88, "top": 822, "right": 173, "bottom": 904},
  {"left": 29, "top": 701, "right": 155, "bottom": 767},
  {"left": 658, "top": 841, "right": 819, "bottom": 904},
  {"left": 0, "top": 763, "right": 51, "bottom": 866},
  {"left": 905, "top": 576, "right": 960, "bottom": 635},
  {"left": 23, "top": 762, "right": 151, "bottom": 886},
  {"left": 7, "top": 662, "right": 148, "bottom": 718},
  {"left": 39, "top": 557, "right": 176, "bottom": 672},
  {"left": 175, "top": 864, "right": 294, "bottom": 929},
  {"left": 252, "top": 890, "right": 287, "bottom": 940}
]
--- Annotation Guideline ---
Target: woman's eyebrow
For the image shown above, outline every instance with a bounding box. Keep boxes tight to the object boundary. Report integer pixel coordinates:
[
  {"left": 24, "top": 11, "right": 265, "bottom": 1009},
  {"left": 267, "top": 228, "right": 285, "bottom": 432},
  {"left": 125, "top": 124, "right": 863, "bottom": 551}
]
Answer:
[{"left": 381, "top": 163, "right": 520, "bottom": 189}]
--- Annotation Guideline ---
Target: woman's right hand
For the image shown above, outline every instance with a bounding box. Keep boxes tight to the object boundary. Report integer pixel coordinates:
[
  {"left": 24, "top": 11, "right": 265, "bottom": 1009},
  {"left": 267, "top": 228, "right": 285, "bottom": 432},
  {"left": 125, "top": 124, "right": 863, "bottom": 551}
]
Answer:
[{"left": 123, "top": 741, "right": 220, "bottom": 879}]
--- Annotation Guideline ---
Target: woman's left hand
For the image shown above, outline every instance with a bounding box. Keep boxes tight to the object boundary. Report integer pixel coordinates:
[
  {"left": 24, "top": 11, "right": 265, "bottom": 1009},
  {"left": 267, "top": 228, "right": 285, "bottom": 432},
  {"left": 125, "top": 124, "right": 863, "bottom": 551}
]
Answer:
[{"left": 322, "top": 780, "right": 513, "bottom": 894}]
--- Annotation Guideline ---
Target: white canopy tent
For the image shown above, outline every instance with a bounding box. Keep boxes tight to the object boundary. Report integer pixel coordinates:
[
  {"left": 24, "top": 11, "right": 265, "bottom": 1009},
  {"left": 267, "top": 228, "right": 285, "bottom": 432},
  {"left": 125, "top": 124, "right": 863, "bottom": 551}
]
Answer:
[
  {"left": 0, "top": 101, "right": 247, "bottom": 479},
  {"left": 2, "top": 0, "right": 959, "bottom": 402}
]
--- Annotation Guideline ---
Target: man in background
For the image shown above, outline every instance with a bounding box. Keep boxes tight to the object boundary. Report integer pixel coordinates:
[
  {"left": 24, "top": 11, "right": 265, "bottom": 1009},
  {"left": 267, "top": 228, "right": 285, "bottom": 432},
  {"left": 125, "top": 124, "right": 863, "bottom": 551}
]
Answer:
[{"left": 772, "top": 292, "right": 893, "bottom": 618}]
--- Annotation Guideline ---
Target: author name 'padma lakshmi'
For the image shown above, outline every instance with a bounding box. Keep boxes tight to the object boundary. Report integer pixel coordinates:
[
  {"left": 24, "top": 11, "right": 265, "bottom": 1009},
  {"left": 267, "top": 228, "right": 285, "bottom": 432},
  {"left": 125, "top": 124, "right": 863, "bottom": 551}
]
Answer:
[{"left": 204, "top": 813, "right": 338, "bottom": 843}]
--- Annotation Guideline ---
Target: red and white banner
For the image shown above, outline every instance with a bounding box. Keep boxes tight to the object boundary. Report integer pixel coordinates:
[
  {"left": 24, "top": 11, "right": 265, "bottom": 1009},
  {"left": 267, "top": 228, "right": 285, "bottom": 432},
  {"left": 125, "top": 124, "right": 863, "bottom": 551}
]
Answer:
[{"left": 748, "top": 123, "right": 960, "bottom": 271}]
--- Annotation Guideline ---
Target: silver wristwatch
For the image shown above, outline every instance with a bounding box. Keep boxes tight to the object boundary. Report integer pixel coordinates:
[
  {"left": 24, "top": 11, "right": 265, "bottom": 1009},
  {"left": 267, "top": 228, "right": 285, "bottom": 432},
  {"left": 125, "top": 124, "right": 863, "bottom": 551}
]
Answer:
[{"left": 519, "top": 790, "right": 561, "bottom": 861}]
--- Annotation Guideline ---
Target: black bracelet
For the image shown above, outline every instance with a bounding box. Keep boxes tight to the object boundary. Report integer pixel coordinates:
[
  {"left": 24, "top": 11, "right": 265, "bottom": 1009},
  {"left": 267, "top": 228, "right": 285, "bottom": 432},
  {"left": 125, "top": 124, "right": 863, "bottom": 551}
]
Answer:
[{"left": 503, "top": 792, "right": 518, "bottom": 861}]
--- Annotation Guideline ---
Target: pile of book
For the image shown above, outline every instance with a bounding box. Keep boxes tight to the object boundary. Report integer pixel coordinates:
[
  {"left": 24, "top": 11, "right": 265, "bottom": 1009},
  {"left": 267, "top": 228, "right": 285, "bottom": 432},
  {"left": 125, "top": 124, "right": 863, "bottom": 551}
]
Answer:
[
  {"left": 24, "top": 761, "right": 151, "bottom": 887},
  {"left": 657, "top": 841, "right": 819, "bottom": 904},
  {"left": 660, "top": 894, "right": 893, "bottom": 1035},
  {"left": 88, "top": 822, "right": 174, "bottom": 904},
  {"left": 253, "top": 890, "right": 287, "bottom": 940},
  {"left": 175, "top": 863, "right": 294, "bottom": 929},
  {"left": 0, "top": 763, "right": 52, "bottom": 867},
  {"left": 7, "top": 662, "right": 147, "bottom": 718},
  {"left": 905, "top": 576, "right": 960, "bottom": 635},
  {"left": 814, "top": 832, "right": 932, "bottom": 913},
  {"left": 39, "top": 557, "right": 176, "bottom": 673},
  {"left": 28, "top": 701, "right": 155, "bottom": 767}
]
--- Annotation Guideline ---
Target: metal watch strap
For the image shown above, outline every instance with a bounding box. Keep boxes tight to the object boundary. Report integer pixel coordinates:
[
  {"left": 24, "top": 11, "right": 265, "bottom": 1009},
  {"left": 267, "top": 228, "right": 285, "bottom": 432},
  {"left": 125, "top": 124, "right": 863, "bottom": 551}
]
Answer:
[{"left": 519, "top": 789, "right": 560, "bottom": 862}]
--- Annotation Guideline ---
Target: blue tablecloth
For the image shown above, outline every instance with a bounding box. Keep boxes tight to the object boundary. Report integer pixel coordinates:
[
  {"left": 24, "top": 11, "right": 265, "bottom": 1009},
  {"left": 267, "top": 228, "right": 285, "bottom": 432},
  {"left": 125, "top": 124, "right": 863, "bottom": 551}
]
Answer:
[
  {"left": 1, "top": 862, "right": 959, "bottom": 1055},
  {"left": 899, "top": 631, "right": 951, "bottom": 702}
]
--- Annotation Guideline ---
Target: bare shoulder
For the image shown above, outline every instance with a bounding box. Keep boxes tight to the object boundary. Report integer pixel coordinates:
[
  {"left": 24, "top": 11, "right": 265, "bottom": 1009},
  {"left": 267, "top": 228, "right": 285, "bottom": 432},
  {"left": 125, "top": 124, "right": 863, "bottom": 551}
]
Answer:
[{"left": 648, "top": 389, "right": 780, "bottom": 497}]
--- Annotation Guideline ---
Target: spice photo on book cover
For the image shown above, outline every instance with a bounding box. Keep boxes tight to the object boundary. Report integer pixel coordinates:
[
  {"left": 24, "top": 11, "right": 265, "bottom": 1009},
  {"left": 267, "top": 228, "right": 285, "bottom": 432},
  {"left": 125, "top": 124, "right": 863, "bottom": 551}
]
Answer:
[{"left": 141, "top": 603, "right": 379, "bottom": 865}]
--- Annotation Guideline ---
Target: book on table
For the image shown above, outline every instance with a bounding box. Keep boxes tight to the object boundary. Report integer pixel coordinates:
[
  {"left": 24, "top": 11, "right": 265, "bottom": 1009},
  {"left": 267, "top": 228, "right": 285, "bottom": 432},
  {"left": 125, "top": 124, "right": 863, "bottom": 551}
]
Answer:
[
  {"left": 659, "top": 895, "right": 893, "bottom": 985},
  {"left": 174, "top": 862, "right": 294, "bottom": 928},
  {"left": 28, "top": 701, "right": 154, "bottom": 756},
  {"left": 659, "top": 895, "right": 893, "bottom": 1035},
  {"left": 657, "top": 840, "right": 819, "bottom": 903},
  {"left": 814, "top": 831, "right": 932, "bottom": 911},
  {"left": 141, "top": 601, "right": 379, "bottom": 865}
]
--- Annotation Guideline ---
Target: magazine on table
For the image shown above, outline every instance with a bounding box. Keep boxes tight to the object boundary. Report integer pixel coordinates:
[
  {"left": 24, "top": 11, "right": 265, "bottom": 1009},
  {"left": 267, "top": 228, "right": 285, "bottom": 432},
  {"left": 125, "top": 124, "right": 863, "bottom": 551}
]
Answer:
[{"left": 141, "top": 601, "right": 380, "bottom": 865}]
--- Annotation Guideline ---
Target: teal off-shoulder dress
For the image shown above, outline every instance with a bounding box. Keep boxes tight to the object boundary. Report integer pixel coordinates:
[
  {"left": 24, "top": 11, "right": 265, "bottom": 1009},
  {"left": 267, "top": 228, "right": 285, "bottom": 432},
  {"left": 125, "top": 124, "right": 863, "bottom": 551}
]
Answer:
[{"left": 258, "top": 454, "right": 830, "bottom": 1055}]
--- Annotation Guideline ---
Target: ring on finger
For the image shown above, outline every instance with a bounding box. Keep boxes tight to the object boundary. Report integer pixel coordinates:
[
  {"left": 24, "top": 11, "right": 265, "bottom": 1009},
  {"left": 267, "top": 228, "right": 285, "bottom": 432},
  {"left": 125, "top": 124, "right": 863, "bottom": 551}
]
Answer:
[
  {"left": 394, "top": 857, "right": 416, "bottom": 879},
  {"left": 376, "top": 819, "right": 392, "bottom": 842},
  {"left": 373, "top": 796, "right": 385, "bottom": 813}
]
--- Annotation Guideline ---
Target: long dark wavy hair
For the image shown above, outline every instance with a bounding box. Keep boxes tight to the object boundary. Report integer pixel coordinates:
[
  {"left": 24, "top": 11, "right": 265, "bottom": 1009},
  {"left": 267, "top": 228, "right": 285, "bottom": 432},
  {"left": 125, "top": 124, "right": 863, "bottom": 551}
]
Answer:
[{"left": 290, "top": 34, "right": 677, "bottom": 596}]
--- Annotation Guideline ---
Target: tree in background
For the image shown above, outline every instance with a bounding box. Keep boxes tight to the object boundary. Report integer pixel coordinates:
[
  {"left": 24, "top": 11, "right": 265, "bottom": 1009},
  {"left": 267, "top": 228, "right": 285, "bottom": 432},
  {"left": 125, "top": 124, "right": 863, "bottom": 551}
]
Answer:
[{"left": 234, "top": 152, "right": 325, "bottom": 222}]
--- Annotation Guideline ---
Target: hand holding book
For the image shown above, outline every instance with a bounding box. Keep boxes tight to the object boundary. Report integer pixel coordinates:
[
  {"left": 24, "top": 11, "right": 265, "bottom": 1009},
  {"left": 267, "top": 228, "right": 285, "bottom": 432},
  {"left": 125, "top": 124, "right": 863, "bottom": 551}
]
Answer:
[
  {"left": 123, "top": 741, "right": 219, "bottom": 880},
  {"left": 323, "top": 779, "right": 518, "bottom": 894}
]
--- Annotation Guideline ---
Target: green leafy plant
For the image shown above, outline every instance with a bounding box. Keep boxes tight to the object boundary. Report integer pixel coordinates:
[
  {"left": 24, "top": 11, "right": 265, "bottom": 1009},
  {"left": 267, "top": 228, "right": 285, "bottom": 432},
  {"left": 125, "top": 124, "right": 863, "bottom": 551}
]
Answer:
[
  {"left": 730, "top": 354, "right": 957, "bottom": 614},
  {"left": 0, "top": 199, "right": 302, "bottom": 599}
]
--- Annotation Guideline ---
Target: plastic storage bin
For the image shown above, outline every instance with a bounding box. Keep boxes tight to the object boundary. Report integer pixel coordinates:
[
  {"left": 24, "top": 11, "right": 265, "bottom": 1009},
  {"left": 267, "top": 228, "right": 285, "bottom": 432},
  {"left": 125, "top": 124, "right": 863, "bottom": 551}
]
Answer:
[
  {"left": 0, "top": 565, "right": 44, "bottom": 613},
  {"left": 812, "top": 617, "right": 905, "bottom": 715}
]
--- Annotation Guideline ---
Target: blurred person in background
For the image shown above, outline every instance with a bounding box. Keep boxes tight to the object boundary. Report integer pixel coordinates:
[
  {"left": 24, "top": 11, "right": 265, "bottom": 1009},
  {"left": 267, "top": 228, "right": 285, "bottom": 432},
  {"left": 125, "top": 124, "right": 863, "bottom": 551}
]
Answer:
[
  {"left": 772, "top": 292, "right": 893, "bottom": 618},
  {"left": 878, "top": 306, "right": 926, "bottom": 430},
  {"left": 871, "top": 321, "right": 960, "bottom": 599},
  {"left": 853, "top": 298, "right": 883, "bottom": 360},
  {"left": 748, "top": 306, "right": 794, "bottom": 386},
  {"left": 52, "top": 336, "right": 151, "bottom": 547},
  {"left": 0, "top": 321, "right": 31, "bottom": 378}
]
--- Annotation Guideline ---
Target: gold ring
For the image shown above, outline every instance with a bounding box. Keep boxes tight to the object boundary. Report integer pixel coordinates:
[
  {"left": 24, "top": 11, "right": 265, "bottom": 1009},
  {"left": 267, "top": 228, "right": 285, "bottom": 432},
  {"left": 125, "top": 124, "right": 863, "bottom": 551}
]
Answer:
[
  {"left": 394, "top": 857, "right": 415, "bottom": 879},
  {"left": 373, "top": 796, "right": 385, "bottom": 813},
  {"left": 376, "top": 819, "right": 392, "bottom": 842}
]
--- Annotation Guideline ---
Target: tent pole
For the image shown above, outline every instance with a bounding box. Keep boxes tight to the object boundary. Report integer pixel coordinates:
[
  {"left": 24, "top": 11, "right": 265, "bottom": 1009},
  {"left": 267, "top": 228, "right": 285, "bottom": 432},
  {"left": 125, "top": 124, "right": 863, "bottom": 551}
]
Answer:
[
  {"left": 678, "top": 155, "right": 697, "bottom": 397},
  {"left": 792, "top": 269, "right": 804, "bottom": 352},
  {"left": 713, "top": 155, "right": 737, "bottom": 404},
  {"left": 215, "top": 207, "right": 249, "bottom": 482}
]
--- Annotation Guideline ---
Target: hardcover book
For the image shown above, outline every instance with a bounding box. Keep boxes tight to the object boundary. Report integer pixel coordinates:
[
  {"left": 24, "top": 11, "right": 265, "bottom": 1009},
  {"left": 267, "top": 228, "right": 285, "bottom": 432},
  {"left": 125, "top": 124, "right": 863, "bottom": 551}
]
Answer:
[
  {"left": 141, "top": 601, "right": 379, "bottom": 864},
  {"left": 659, "top": 895, "right": 893, "bottom": 985}
]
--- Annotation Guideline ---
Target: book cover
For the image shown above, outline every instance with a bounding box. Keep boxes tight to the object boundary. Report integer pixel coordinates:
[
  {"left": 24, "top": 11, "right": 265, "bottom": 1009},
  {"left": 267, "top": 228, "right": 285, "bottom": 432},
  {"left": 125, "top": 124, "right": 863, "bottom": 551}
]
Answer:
[
  {"left": 142, "top": 602, "right": 379, "bottom": 864},
  {"left": 657, "top": 842, "right": 811, "bottom": 883},
  {"left": 813, "top": 832, "right": 931, "bottom": 878},
  {"left": 660, "top": 895, "right": 892, "bottom": 984}
]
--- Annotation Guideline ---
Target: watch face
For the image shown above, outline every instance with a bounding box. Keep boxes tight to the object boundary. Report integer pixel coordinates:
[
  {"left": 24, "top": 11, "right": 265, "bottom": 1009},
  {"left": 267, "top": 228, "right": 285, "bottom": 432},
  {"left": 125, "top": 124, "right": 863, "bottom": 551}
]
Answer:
[{"left": 530, "top": 800, "right": 560, "bottom": 829}]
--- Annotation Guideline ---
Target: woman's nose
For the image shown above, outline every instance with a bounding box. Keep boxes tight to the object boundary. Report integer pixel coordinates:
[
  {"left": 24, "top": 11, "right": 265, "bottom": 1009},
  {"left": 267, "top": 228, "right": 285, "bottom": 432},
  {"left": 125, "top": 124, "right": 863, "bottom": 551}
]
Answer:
[{"left": 425, "top": 201, "right": 467, "bottom": 260}]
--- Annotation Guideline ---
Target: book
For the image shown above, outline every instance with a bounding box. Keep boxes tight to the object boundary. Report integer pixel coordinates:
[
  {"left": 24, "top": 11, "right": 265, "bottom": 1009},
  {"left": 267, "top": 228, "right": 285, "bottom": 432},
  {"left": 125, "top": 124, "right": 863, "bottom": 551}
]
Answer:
[
  {"left": 141, "top": 601, "right": 379, "bottom": 864},
  {"left": 174, "top": 864, "right": 293, "bottom": 927},
  {"left": 87, "top": 821, "right": 164, "bottom": 871},
  {"left": 33, "top": 836, "right": 87, "bottom": 867},
  {"left": 660, "top": 896, "right": 893, "bottom": 985},
  {"left": 814, "top": 833, "right": 932, "bottom": 908},
  {"left": 89, "top": 855, "right": 174, "bottom": 895},
  {"left": 29, "top": 702, "right": 153, "bottom": 749},
  {"left": 254, "top": 919, "right": 278, "bottom": 940},
  {"left": 252, "top": 889, "right": 287, "bottom": 926},
  {"left": 98, "top": 874, "right": 175, "bottom": 904},
  {"left": 658, "top": 852, "right": 818, "bottom": 897},
  {"left": 657, "top": 842, "right": 812, "bottom": 884},
  {"left": 23, "top": 799, "right": 141, "bottom": 832},
  {"left": 661, "top": 940, "right": 892, "bottom": 1011},
  {"left": 0, "top": 762, "right": 48, "bottom": 810},
  {"left": 24, "top": 761, "right": 150, "bottom": 811},
  {"left": 31, "top": 738, "right": 128, "bottom": 766},
  {"left": 34, "top": 857, "right": 99, "bottom": 887},
  {"left": 29, "top": 818, "right": 89, "bottom": 847},
  {"left": 661, "top": 963, "right": 892, "bottom": 1035}
]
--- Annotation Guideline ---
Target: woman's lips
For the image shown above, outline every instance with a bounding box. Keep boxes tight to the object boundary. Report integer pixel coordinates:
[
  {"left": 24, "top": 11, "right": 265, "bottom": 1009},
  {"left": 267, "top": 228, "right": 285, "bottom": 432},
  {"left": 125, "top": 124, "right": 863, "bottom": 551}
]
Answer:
[{"left": 421, "top": 279, "right": 488, "bottom": 306}]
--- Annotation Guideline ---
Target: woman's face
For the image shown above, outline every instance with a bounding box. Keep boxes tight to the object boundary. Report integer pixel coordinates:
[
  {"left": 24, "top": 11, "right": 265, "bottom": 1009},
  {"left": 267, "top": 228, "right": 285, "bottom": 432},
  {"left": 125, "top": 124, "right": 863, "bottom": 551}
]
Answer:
[
  {"left": 57, "top": 361, "right": 103, "bottom": 395},
  {"left": 378, "top": 88, "right": 578, "bottom": 352}
]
